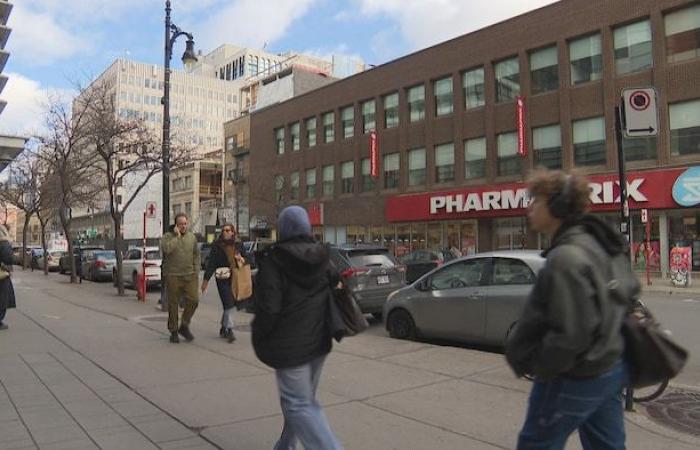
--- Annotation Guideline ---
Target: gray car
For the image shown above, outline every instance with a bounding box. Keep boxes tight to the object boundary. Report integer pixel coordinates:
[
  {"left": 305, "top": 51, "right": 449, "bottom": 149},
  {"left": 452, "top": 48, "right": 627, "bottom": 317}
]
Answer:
[
  {"left": 82, "top": 250, "right": 117, "bottom": 282},
  {"left": 383, "top": 250, "right": 545, "bottom": 347}
]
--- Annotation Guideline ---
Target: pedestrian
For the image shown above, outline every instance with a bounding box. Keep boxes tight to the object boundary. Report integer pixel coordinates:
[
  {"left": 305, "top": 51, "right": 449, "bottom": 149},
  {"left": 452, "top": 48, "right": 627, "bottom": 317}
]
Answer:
[
  {"left": 252, "top": 205, "right": 342, "bottom": 450},
  {"left": 160, "top": 213, "right": 200, "bottom": 344},
  {"left": 0, "top": 224, "right": 16, "bottom": 330},
  {"left": 505, "top": 169, "right": 640, "bottom": 450},
  {"left": 201, "top": 223, "right": 251, "bottom": 343}
]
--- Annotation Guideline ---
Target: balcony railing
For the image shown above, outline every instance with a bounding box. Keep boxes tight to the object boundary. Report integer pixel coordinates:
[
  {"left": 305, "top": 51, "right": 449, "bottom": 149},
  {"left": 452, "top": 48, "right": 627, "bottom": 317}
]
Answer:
[{"left": 199, "top": 185, "right": 222, "bottom": 197}]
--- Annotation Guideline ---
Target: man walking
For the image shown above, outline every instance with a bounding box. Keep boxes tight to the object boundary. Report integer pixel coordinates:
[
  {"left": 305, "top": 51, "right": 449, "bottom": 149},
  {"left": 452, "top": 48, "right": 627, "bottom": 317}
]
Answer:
[
  {"left": 161, "top": 213, "right": 200, "bottom": 343},
  {"left": 506, "top": 169, "right": 639, "bottom": 450}
]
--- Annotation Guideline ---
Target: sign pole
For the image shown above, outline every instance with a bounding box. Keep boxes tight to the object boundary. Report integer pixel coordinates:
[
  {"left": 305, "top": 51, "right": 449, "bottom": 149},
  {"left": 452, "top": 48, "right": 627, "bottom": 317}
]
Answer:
[{"left": 646, "top": 213, "right": 652, "bottom": 286}]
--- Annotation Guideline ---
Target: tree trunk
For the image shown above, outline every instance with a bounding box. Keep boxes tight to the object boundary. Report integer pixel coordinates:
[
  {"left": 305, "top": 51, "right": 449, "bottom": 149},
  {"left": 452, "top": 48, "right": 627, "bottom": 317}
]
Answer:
[
  {"left": 59, "top": 208, "right": 77, "bottom": 283},
  {"left": 21, "top": 215, "right": 30, "bottom": 270},
  {"left": 40, "top": 220, "right": 48, "bottom": 275},
  {"left": 113, "top": 213, "right": 125, "bottom": 296}
]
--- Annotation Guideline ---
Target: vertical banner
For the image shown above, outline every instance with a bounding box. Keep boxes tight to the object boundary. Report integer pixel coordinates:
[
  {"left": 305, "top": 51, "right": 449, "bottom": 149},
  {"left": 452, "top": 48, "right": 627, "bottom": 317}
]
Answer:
[
  {"left": 516, "top": 96, "right": 527, "bottom": 156},
  {"left": 306, "top": 202, "right": 324, "bottom": 226},
  {"left": 370, "top": 130, "right": 379, "bottom": 178},
  {"left": 670, "top": 246, "right": 692, "bottom": 287}
]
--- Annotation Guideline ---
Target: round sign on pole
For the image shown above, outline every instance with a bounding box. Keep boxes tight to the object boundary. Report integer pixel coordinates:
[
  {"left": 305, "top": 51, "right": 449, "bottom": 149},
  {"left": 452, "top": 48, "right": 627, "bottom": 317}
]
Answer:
[{"left": 629, "top": 90, "right": 651, "bottom": 111}]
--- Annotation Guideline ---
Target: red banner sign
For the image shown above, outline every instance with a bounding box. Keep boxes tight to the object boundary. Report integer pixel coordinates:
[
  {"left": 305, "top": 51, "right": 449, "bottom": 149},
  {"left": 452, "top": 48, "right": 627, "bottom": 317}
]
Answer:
[
  {"left": 370, "top": 131, "right": 378, "bottom": 178},
  {"left": 516, "top": 96, "right": 527, "bottom": 156},
  {"left": 306, "top": 202, "right": 324, "bottom": 226}
]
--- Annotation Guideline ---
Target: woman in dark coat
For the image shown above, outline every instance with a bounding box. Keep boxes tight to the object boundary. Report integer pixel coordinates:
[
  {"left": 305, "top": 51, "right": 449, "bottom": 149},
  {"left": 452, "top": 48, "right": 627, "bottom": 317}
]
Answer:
[
  {"left": 0, "top": 224, "right": 16, "bottom": 330},
  {"left": 201, "top": 224, "right": 250, "bottom": 342}
]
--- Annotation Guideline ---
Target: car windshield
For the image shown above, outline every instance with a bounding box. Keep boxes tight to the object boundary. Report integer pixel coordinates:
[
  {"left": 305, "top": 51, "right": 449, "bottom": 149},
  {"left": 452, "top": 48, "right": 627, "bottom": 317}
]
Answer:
[
  {"left": 348, "top": 251, "right": 396, "bottom": 268},
  {"left": 95, "top": 251, "right": 116, "bottom": 260},
  {"left": 145, "top": 250, "right": 161, "bottom": 260}
]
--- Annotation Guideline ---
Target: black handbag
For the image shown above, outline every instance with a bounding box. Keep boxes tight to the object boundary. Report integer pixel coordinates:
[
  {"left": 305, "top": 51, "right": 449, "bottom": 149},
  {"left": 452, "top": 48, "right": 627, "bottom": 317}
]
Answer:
[{"left": 327, "top": 285, "right": 368, "bottom": 342}]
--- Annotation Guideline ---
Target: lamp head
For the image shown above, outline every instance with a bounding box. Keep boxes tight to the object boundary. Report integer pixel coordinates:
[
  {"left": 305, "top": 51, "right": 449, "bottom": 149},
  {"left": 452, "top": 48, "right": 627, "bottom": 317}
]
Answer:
[{"left": 181, "top": 38, "right": 198, "bottom": 72}]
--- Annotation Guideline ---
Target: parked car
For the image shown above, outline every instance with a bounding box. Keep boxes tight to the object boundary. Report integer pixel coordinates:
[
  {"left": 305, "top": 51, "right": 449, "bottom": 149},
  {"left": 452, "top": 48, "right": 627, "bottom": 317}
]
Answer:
[
  {"left": 36, "top": 250, "right": 68, "bottom": 272},
  {"left": 383, "top": 250, "right": 545, "bottom": 347},
  {"left": 199, "top": 243, "right": 212, "bottom": 270},
  {"left": 399, "top": 249, "right": 456, "bottom": 284},
  {"left": 59, "top": 246, "right": 104, "bottom": 275},
  {"left": 81, "top": 249, "right": 117, "bottom": 282},
  {"left": 329, "top": 244, "right": 406, "bottom": 318},
  {"left": 28, "top": 248, "right": 44, "bottom": 269},
  {"left": 115, "top": 247, "right": 162, "bottom": 289}
]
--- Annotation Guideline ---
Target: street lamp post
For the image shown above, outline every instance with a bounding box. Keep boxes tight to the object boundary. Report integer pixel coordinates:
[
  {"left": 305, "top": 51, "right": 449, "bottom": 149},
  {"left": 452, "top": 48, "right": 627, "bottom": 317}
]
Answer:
[{"left": 162, "top": 0, "right": 197, "bottom": 234}]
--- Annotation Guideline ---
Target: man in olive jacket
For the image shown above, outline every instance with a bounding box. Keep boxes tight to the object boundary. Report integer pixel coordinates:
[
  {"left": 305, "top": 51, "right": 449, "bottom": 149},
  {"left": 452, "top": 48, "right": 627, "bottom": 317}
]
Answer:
[{"left": 161, "top": 213, "right": 200, "bottom": 343}]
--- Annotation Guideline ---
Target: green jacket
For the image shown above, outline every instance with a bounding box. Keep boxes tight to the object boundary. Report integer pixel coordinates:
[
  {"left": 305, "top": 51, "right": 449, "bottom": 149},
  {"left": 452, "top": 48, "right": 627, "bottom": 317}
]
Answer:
[{"left": 160, "top": 231, "right": 200, "bottom": 276}]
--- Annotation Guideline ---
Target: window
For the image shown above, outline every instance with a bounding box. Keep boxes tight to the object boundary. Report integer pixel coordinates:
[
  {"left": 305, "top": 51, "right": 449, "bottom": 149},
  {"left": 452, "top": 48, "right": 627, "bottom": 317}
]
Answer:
[
  {"left": 306, "top": 117, "right": 317, "bottom": 147},
  {"left": 408, "top": 148, "right": 426, "bottom": 187},
  {"left": 530, "top": 46, "right": 558, "bottom": 94},
  {"left": 569, "top": 34, "right": 602, "bottom": 85},
  {"left": 463, "top": 67, "right": 485, "bottom": 109},
  {"left": 341, "top": 106, "right": 354, "bottom": 139},
  {"left": 492, "top": 258, "right": 535, "bottom": 285},
  {"left": 614, "top": 20, "right": 653, "bottom": 75},
  {"left": 275, "top": 127, "right": 284, "bottom": 154},
  {"left": 362, "top": 100, "right": 376, "bottom": 133},
  {"left": 361, "top": 158, "right": 376, "bottom": 192},
  {"left": 670, "top": 99, "right": 700, "bottom": 156},
  {"left": 275, "top": 176, "right": 285, "bottom": 205},
  {"left": 290, "top": 172, "right": 300, "bottom": 201},
  {"left": 323, "top": 112, "right": 335, "bottom": 143},
  {"left": 384, "top": 92, "right": 399, "bottom": 128},
  {"left": 494, "top": 217, "right": 527, "bottom": 250},
  {"left": 623, "top": 136, "right": 657, "bottom": 161},
  {"left": 407, "top": 85, "right": 425, "bottom": 122},
  {"left": 226, "top": 136, "right": 235, "bottom": 152},
  {"left": 429, "top": 259, "right": 487, "bottom": 290},
  {"left": 665, "top": 4, "right": 700, "bottom": 63},
  {"left": 185, "top": 202, "right": 192, "bottom": 218},
  {"left": 305, "top": 168, "right": 316, "bottom": 198},
  {"left": 341, "top": 161, "right": 354, "bottom": 194},
  {"left": 383, "top": 153, "right": 400, "bottom": 189},
  {"left": 464, "top": 137, "right": 487, "bottom": 179},
  {"left": 573, "top": 116, "right": 606, "bottom": 165},
  {"left": 497, "top": 132, "right": 522, "bottom": 176},
  {"left": 290, "top": 122, "right": 300, "bottom": 151},
  {"left": 495, "top": 57, "right": 520, "bottom": 102},
  {"left": 435, "top": 143, "right": 455, "bottom": 183},
  {"left": 434, "top": 77, "right": 453, "bottom": 116},
  {"left": 322, "top": 165, "right": 334, "bottom": 196},
  {"left": 533, "top": 125, "right": 562, "bottom": 169}
]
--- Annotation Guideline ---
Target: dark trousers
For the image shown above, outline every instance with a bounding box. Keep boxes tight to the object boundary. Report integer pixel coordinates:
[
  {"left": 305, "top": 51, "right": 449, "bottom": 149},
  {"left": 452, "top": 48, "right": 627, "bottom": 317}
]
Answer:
[{"left": 165, "top": 274, "right": 199, "bottom": 332}]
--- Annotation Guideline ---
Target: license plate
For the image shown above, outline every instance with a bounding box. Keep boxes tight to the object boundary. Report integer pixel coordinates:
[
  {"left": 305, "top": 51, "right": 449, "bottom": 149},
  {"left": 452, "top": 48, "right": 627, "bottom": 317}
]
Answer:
[{"left": 377, "top": 275, "right": 389, "bottom": 285}]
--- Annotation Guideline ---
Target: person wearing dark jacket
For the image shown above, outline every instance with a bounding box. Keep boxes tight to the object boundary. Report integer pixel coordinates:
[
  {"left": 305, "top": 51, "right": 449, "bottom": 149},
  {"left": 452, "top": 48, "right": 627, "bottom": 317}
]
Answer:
[
  {"left": 252, "top": 205, "right": 342, "bottom": 450},
  {"left": 506, "top": 170, "right": 639, "bottom": 450},
  {"left": 0, "top": 225, "right": 16, "bottom": 330},
  {"left": 201, "top": 224, "right": 250, "bottom": 342}
]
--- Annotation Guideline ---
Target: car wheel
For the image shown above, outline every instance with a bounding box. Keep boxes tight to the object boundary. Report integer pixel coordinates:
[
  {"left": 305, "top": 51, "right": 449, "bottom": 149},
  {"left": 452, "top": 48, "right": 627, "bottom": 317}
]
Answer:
[{"left": 387, "top": 309, "right": 416, "bottom": 340}]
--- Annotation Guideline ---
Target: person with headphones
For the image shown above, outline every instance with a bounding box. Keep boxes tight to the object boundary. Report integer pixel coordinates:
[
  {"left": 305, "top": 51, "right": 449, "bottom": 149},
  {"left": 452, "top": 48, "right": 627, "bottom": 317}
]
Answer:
[{"left": 506, "top": 169, "right": 639, "bottom": 450}]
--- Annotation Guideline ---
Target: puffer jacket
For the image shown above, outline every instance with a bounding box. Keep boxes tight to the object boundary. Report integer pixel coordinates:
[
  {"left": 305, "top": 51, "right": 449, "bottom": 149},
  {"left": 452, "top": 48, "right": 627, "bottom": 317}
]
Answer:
[
  {"left": 505, "top": 214, "right": 640, "bottom": 380},
  {"left": 252, "top": 235, "right": 333, "bottom": 369}
]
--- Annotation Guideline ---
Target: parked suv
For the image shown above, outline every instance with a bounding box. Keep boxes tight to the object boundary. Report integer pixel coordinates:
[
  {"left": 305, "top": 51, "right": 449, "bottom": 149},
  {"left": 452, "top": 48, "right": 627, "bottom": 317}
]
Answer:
[
  {"left": 116, "top": 247, "right": 162, "bottom": 289},
  {"left": 329, "top": 244, "right": 406, "bottom": 317}
]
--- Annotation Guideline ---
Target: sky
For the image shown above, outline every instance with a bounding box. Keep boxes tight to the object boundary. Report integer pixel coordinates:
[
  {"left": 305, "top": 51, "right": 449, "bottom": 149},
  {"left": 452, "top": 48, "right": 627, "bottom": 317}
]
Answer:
[{"left": 1, "top": 0, "right": 558, "bottom": 136}]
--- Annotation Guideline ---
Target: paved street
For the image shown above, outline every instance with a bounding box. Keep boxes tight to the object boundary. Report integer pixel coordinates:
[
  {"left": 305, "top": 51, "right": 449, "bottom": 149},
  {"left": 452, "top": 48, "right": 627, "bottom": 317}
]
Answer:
[{"left": 0, "top": 269, "right": 698, "bottom": 449}]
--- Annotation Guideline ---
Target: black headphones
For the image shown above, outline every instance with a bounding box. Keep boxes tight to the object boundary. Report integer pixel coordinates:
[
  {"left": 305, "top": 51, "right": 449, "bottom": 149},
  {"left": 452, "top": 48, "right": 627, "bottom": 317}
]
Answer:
[{"left": 548, "top": 174, "right": 574, "bottom": 219}]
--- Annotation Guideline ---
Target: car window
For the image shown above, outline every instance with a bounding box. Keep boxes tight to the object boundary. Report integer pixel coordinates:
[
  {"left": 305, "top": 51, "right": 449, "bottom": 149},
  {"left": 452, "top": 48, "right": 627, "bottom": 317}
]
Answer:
[
  {"left": 330, "top": 250, "right": 350, "bottom": 270},
  {"left": 430, "top": 259, "right": 487, "bottom": 290},
  {"left": 348, "top": 252, "right": 396, "bottom": 268},
  {"left": 492, "top": 258, "right": 535, "bottom": 285},
  {"left": 145, "top": 250, "right": 161, "bottom": 260},
  {"left": 95, "top": 251, "right": 116, "bottom": 260}
]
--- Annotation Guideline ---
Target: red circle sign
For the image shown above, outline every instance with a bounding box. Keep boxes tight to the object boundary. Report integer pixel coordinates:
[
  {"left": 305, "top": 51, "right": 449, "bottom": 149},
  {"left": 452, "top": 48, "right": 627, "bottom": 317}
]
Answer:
[{"left": 629, "top": 90, "right": 651, "bottom": 111}]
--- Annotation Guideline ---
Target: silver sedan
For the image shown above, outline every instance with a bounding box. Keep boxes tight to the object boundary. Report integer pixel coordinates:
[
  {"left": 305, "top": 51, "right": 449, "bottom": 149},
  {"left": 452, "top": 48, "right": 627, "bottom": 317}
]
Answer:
[{"left": 383, "top": 250, "right": 545, "bottom": 347}]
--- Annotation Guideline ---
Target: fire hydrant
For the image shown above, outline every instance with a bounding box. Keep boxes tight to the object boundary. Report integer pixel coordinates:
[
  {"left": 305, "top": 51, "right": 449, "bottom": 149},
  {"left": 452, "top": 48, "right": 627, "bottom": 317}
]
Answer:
[{"left": 136, "top": 272, "right": 146, "bottom": 302}]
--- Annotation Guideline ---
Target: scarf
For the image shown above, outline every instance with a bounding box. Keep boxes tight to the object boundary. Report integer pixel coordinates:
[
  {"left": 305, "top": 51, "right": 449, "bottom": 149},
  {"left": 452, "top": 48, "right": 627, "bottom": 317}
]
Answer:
[{"left": 221, "top": 239, "right": 237, "bottom": 268}]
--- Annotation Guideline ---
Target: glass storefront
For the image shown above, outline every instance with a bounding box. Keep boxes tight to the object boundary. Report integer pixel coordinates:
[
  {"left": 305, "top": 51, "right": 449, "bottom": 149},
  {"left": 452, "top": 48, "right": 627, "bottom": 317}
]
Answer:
[{"left": 494, "top": 217, "right": 527, "bottom": 250}]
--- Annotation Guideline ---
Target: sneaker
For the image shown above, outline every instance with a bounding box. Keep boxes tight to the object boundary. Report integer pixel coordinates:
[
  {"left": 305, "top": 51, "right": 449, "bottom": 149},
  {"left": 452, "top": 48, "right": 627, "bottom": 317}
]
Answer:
[
  {"left": 178, "top": 325, "right": 194, "bottom": 342},
  {"left": 169, "top": 332, "right": 179, "bottom": 343},
  {"left": 226, "top": 329, "right": 236, "bottom": 343},
  {"left": 0, "top": 323, "right": 7, "bottom": 330},
  {"left": 219, "top": 326, "right": 226, "bottom": 337}
]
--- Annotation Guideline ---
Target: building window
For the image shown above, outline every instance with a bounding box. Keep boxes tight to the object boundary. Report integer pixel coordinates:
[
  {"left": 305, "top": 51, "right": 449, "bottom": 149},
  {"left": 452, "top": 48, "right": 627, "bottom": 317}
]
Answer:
[
  {"left": 494, "top": 217, "right": 527, "bottom": 250},
  {"left": 408, "top": 148, "right": 426, "bottom": 187},
  {"left": 360, "top": 158, "right": 375, "bottom": 192},
  {"left": 497, "top": 132, "right": 521, "bottom": 176},
  {"left": 614, "top": 20, "right": 653, "bottom": 75},
  {"left": 275, "top": 175, "right": 285, "bottom": 205},
  {"left": 533, "top": 124, "right": 562, "bottom": 169},
  {"left": 226, "top": 136, "right": 235, "bottom": 152},
  {"left": 495, "top": 57, "right": 520, "bottom": 102},
  {"left": 670, "top": 99, "right": 700, "bottom": 156},
  {"left": 306, "top": 117, "right": 316, "bottom": 147},
  {"left": 530, "top": 46, "right": 558, "bottom": 94},
  {"left": 464, "top": 137, "right": 487, "bottom": 179},
  {"left": 435, "top": 143, "right": 455, "bottom": 183},
  {"left": 569, "top": 34, "right": 602, "bottom": 85},
  {"left": 290, "top": 122, "right": 300, "bottom": 151},
  {"left": 322, "top": 165, "right": 334, "bottom": 196},
  {"left": 623, "top": 136, "right": 657, "bottom": 161},
  {"left": 573, "top": 116, "right": 606, "bottom": 166},
  {"left": 383, "top": 153, "right": 400, "bottom": 189},
  {"left": 341, "top": 106, "right": 354, "bottom": 139},
  {"left": 290, "top": 171, "right": 300, "bottom": 201},
  {"left": 384, "top": 92, "right": 399, "bottom": 128},
  {"left": 275, "top": 127, "right": 284, "bottom": 155},
  {"left": 665, "top": 4, "right": 700, "bottom": 63},
  {"left": 463, "top": 67, "right": 485, "bottom": 109},
  {"left": 362, "top": 100, "right": 376, "bottom": 133},
  {"left": 341, "top": 161, "right": 354, "bottom": 194},
  {"left": 434, "top": 77, "right": 453, "bottom": 116},
  {"left": 323, "top": 112, "right": 335, "bottom": 143},
  {"left": 305, "top": 168, "right": 316, "bottom": 198},
  {"left": 407, "top": 85, "right": 425, "bottom": 122},
  {"left": 185, "top": 202, "right": 192, "bottom": 218}
]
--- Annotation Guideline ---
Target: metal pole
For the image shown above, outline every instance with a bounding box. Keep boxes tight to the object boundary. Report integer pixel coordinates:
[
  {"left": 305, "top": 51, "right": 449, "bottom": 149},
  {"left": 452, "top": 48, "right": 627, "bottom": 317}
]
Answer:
[{"left": 162, "top": 0, "right": 172, "bottom": 234}]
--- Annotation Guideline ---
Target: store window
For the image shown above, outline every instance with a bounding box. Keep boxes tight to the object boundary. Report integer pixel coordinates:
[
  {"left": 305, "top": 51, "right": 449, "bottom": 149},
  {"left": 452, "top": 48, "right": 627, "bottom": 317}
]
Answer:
[
  {"left": 573, "top": 116, "right": 606, "bottom": 166},
  {"left": 382, "top": 224, "right": 397, "bottom": 254},
  {"left": 384, "top": 92, "right": 399, "bottom": 128},
  {"left": 322, "top": 165, "right": 334, "bottom": 196},
  {"left": 665, "top": 4, "right": 700, "bottom": 63},
  {"left": 360, "top": 158, "right": 376, "bottom": 192},
  {"left": 341, "top": 161, "right": 354, "bottom": 194},
  {"left": 323, "top": 112, "right": 335, "bottom": 143},
  {"left": 497, "top": 132, "right": 521, "bottom": 176},
  {"left": 411, "top": 223, "right": 427, "bottom": 251},
  {"left": 631, "top": 211, "right": 661, "bottom": 272},
  {"left": 569, "top": 34, "right": 602, "bottom": 85},
  {"left": 290, "top": 122, "right": 300, "bottom": 151},
  {"left": 614, "top": 19, "right": 653, "bottom": 75},
  {"left": 341, "top": 106, "right": 354, "bottom": 139},
  {"left": 435, "top": 143, "right": 455, "bottom": 183},
  {"left": 669, "top": 211, "right": 700, "bottom": 271},
  {"left": 407, "top": 85, "right": 425, "bottom": 122},
  {"left": 289, "top": 171, "right": 299, "bottom": 201},
  {"left": 427, "top": 222, "right": 442, "bottom": 250},
  {"left": 533, "top": 124, "right": 562, "bottom": 169},
  {"left": 396, "top": 224, "right": 411, "bottom": 257},
  {"left": 305, "top": 168, "right": 316, "bottom": 198},
  {"left": 362, "top": 100, "right": 376, "bottom": 133},
  {"left": 494, "top": 217, "right": 527, "bottom": 250},
  {"left": 275, "top": 127, "right": 284, "bottom": 155},
  {"left": 383, "top": 153, "right": 400, "bottom": 189},
  {"left": 495, "top": 57, "right": 520, "bottom": 102},
  {"left": 670, "top": 99, "right": 700, "bottom": 156},
  {"left": 347, "top": 225, "right": 367, "bottom": 245},
  {"left": 623, "top": 135, "right": 657, "bottom": 161},
  {"left": 464, "top": 137, "right": 486, "bottom": 179},
  {"left": 408, "top": 148, "right": 426, "bottom": 187},
  {"left": 434, "top": 76, "right": 453, "bottom": 116},
  {"left": 463, "top": 67, "right": 485, "bottom": 109},
  {"left": 306, "top": 117, "right": 317, "bottom": 148},
  {"left": 530, "top": 46, "right": 559, "bottom": 94}
]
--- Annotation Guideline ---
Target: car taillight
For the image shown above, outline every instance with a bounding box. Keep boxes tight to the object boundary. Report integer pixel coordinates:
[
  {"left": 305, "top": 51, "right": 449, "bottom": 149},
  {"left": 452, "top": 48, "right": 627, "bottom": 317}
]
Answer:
[
  {"left": 95, "top": 260, "right": 106, "bottom": 268},
  {"left": 341, "top": 267, "right": 371, "bottom": 278}
]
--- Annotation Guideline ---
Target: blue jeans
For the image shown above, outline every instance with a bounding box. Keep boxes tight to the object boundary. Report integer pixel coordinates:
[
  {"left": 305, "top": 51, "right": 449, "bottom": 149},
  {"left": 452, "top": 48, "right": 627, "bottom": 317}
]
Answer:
[
  {"left": 518, "top": 359, "right": 629, "bottom": 450},
  {"left": 274, "top": 355, "right": 342, "bottom": 450}
]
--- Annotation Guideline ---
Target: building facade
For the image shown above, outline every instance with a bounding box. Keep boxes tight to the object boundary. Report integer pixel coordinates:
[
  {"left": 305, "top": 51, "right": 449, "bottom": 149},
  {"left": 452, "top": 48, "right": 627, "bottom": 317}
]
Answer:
[{"left": 248, "top": 0, "right": 700, "bottom": 277}]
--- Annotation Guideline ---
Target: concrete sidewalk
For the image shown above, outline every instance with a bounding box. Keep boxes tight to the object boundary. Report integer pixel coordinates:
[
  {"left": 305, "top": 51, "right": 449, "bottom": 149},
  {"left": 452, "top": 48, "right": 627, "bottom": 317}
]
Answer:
[
  {"left": 637, "top": 273, "right": 700, "bottom": 296},
  {"left": 1, "top": 270, "right": 698, "bottom": 449}
]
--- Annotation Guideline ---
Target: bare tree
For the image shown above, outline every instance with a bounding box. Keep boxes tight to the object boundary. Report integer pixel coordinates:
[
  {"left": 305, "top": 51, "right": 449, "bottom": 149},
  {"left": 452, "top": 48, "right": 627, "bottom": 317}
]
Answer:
[{"left": 35, "top": 168, "right": 62, "bottom": 275}]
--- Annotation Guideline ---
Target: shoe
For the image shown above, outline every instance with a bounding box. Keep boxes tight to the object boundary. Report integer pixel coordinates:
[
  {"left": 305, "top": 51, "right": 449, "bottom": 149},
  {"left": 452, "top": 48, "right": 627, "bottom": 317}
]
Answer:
[
  {"left": 178, "top": 325, "right": 194, "bottom": 342},
  {"left": 169, "top": 332, "right": 179, "bottom": 343},
  {"left": 226, "top": 328, "right": 236, "bottom": 343},
  {"left": 219, "top": 326, "right": 226, "bottom": 337},
  {"left": 0, "top": 323, "right": 7, "bottom": 330}
]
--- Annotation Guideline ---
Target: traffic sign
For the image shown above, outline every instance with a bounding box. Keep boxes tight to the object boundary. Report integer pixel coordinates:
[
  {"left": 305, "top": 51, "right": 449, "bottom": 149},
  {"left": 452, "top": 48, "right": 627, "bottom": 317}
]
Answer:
[
  {"left": 145, "top": 201, "right": 157, "bottom": 219},
  {"left": 622, "top": 87, "right": 658, "bottom": 138}
]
